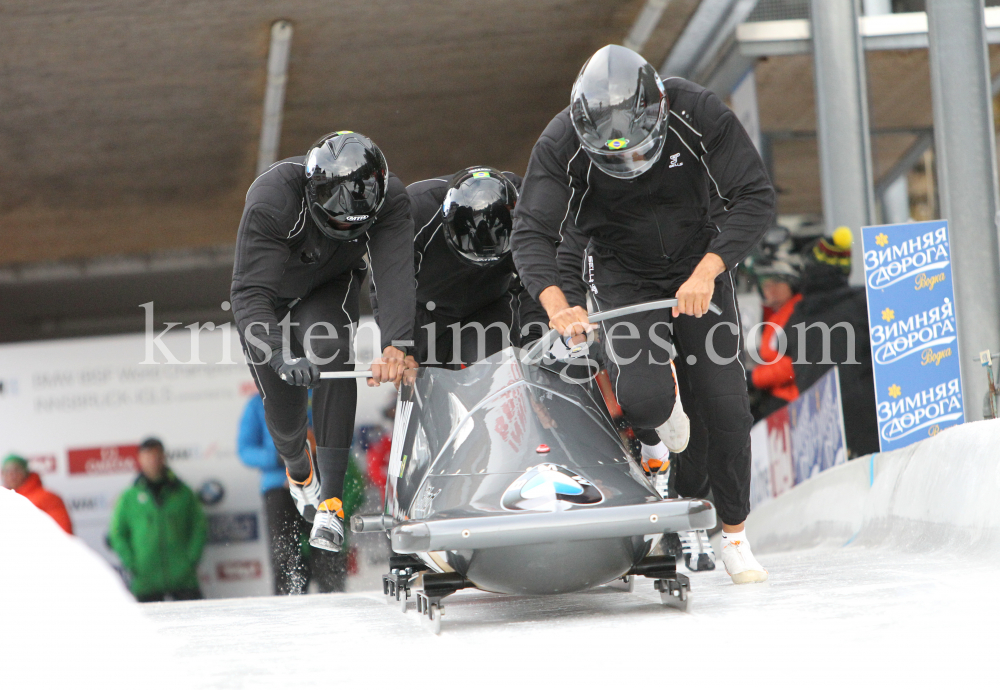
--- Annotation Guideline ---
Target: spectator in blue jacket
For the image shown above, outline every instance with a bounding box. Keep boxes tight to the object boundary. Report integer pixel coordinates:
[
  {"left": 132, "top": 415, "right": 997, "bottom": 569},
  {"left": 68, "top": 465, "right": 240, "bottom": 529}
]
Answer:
[{"left": 238, "top": 394, "right": 346, "bottom": 594}]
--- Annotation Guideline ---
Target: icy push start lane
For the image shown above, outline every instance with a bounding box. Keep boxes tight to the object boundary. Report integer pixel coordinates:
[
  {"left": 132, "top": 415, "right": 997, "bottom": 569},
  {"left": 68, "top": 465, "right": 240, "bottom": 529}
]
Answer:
[{"left": 145, "top": 545, "right": 997, "bottom": 688}]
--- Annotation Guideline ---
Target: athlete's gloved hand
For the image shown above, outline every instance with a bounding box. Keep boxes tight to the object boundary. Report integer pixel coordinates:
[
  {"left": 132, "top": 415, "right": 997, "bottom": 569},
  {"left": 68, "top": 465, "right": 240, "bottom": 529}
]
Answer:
[{"left": 270, "top": 352, "right": 321, "bottom": 387}]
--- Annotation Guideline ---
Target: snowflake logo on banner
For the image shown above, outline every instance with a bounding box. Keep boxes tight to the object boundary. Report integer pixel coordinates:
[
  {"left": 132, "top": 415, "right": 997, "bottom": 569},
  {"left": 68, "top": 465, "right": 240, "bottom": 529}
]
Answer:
[
  {"left": 882, "top": 308, "right": 895, "bottom": 322},
  {"left": 888, "top": 384, "right": 902, "bottom": 398},
  {"left": 875, "top": 233, "right": 889, "bottom": 247}
]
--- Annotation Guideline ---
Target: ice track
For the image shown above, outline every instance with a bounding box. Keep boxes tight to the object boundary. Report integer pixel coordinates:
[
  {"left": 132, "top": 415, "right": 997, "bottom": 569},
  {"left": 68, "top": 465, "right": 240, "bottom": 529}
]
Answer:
[{"left": 142, "top": 543, "right": 996, "bottom": 689}]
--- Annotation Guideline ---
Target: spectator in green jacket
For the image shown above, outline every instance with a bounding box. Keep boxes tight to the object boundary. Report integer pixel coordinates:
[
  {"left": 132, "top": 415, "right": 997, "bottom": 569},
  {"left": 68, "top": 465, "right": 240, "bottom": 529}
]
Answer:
[{"left": 108, "top": 437, "right": 207, "bottom": 602}]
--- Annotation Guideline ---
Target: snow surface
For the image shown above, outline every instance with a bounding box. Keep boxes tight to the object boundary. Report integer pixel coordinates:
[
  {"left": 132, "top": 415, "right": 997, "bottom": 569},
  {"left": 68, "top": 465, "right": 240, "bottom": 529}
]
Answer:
[{"left": 0, "top": 487, "right": 189, "bottom": 690}]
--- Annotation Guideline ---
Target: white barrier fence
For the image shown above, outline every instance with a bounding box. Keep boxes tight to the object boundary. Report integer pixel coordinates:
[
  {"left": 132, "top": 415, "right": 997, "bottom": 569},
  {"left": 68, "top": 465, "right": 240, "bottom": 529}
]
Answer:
[{"left": 747, "top": 418, "right": 1000, "bottom": 555}]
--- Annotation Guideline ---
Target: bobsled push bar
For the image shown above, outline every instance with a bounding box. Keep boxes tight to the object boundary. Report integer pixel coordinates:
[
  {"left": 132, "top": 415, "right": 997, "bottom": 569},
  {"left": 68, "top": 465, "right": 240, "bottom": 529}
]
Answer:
[
  {"left": 390, "top": 499, "right": 715, "bottom": 553},
  {"left": 521, "top": 297, "right": 723, "bottom": 365},
  {"left": 321, "top": 299, "right": 723, "bottom": 378}
]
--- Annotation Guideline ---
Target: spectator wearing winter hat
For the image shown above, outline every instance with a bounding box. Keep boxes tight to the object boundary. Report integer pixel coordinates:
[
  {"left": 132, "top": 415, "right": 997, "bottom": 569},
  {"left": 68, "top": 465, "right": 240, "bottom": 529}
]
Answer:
[
  {"left": 785, "top": 227, "right": 879, "bottom": 457},
  {"left": 2, "top": 454, "right": 73, "bottom": 534},
  {"left": 747, "top": 252, "right": 804, "bottom": 421},
  {"left": 108, "top": 438, "right": 207, "bottom": 602}
]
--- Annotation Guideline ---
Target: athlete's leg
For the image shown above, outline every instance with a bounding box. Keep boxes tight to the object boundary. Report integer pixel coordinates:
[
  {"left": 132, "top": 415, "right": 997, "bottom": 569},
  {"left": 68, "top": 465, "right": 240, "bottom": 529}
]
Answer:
[
  {"left": 291, "top": 273, "right": 360, "bottom": 550},
  {"left": 671, "top": 272, "right": 753, "bottom": 528}
]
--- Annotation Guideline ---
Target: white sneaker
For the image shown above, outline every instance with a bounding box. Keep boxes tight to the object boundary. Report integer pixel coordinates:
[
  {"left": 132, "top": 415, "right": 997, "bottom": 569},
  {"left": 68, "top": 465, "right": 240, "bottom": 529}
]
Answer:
[
  {"left": 287, "top": 450, "right": 321, "bottom": 523},
  {"left": 655, "top": 360, "right": 689, "bottom": 453},
  {"left": 720, "top": 535, "right": 768, "bottom": 584},
  {"left": 310, "top": 498, "right": 345, "bottom": 552}
]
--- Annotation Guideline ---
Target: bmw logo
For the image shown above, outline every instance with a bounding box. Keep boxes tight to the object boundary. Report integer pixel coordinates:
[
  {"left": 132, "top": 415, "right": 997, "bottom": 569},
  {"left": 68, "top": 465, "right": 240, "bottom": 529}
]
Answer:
[
  {"left": 501, "top": 463, "right": 603, "bottom": 512},
  {"left": 198, "top": 479, "right": 225, "bottom": 506}
]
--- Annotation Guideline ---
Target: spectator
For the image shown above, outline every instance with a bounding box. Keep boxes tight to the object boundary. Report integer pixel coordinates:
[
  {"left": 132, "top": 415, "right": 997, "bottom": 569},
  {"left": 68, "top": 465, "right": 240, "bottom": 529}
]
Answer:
[
  {"left": 786, "top": 228, "right": 879, "bottom": 457},
  {"left": 747, "top": 254, "right": 803, "bottom": 421},
  {"left": 108, "top": 438, "right": 207, "bottom": 602},
  {"left": 237, "top": 394, "right": 365, "bottom": 594},
  {"left": 2, "top": 454, "right": 73, "bottom": 534}
]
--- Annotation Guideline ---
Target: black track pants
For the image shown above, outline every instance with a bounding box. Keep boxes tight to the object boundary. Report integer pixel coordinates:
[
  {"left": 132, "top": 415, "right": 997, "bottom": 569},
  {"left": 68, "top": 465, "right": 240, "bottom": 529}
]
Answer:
[
  {"left": 587, "top": 249, "right": 753, "bottom": 525},
  {"left": 245, "top": 273, "right": 361, "bottom": 463}
]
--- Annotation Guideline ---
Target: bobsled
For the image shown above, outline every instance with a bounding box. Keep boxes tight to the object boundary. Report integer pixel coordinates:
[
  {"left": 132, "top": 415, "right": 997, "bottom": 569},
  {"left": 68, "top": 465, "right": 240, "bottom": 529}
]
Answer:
[{"left": 350, "top": 299, "right": 719, "bottom": 633}]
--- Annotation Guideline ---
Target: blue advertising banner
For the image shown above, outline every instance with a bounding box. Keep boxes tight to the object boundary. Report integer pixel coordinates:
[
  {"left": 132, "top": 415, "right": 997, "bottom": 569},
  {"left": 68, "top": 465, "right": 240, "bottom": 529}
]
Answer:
[
  {"left": 787, "top": 367, "right": 847, "bottom": 484},
  {"left": 861, "top": 221, "right": 965, "bottom": 451}
]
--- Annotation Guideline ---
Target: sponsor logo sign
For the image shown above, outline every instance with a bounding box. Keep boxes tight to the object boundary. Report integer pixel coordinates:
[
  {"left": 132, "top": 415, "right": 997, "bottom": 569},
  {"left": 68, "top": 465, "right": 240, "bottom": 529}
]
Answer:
[
  {"left": 862, "top": 221, "right": 964, "bottom": 451},
  {"left": 216, "top": 560, "right": 263, "bottom": 582},
  {"left": 749, "top": 368, "right": 846, "bottom": 510},
  {"left": 67, "top": 444, "right": 139, "bottom": 475},
  {"left": 207, "top": 512, "right": 259, "bottom": 545},
  {"left": 27, "top": 454, "right": 57, "bottom": 474}
]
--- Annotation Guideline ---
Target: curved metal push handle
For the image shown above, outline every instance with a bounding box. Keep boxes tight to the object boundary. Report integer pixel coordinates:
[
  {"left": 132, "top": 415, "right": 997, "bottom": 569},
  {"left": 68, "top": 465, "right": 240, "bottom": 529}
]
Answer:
[
  {"left": 319, "top": 370, "right": 374, "bottom": 380},
  {"left": 520, "top": 298, "right": 722, "bottom": 365}
]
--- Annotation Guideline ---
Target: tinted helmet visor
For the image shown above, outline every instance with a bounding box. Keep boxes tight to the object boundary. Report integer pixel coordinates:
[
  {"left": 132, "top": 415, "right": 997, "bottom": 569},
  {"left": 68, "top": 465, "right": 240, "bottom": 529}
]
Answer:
[{"left": 442, "top": 167, "right": 518, "bottom": 267}]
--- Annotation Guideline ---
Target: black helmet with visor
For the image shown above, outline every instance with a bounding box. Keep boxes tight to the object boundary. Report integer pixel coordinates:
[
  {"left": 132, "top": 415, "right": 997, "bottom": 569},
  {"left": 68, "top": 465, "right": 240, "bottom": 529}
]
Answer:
[
  {"left": 304, "top": 131, "right": 388, "bottom": 241},
  {"left": 441, "top": 167, "right": 518, "bottom": 267},
  {"left": 570, "top": 45, "right": 668, "bottom": 180}
]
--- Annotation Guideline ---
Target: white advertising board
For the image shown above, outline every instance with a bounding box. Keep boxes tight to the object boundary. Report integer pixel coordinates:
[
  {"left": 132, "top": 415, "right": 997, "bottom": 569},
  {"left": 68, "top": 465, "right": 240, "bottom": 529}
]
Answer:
[{"left": 0, "top": 317, "right": 393, "bottom": 598}]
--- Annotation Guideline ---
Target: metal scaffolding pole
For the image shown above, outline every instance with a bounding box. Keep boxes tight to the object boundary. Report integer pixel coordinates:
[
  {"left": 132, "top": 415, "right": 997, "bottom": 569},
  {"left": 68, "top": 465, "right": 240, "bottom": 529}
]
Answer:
[
  {"left": 927, "top": 0, "right": 1000, "bottom": 420},
  {"left": 810, "top": 0, "right": 876, "bottom": 286},
  {"left": 256, "top": 21, "right": 294, "bottom": 175}
]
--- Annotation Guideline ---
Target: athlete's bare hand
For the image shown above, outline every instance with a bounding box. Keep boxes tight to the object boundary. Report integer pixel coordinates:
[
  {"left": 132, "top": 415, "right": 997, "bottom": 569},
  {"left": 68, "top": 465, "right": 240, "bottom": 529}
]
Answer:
[
  {"left": 369, "top": 346, "right": 407, "bottom": 387},
  {"left": 401, "top": 355, "right": 420, "bottom": 387},
  {"left": 549, "top": 305, "right": 593, "bottom": 339},
  {"left": 539, "top": 285, "right": 594, "bottom": 339},
  {"left": 673, "top": 253, "right": 726, "bottom": 318}
]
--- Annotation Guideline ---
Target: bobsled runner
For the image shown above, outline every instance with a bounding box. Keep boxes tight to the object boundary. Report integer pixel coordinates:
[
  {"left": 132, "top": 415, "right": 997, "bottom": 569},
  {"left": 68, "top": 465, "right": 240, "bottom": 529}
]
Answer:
[{"left": 351, "top": 299, "right": 720, "bottom": 633}]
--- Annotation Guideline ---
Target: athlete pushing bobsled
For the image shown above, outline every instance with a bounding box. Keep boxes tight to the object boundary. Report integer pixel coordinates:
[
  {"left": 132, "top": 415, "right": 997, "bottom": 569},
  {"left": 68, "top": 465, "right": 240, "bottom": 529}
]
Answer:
[
  {"left": 511, "top": 45, "right": 774, "bottom": 584},
  {"left": 231, "top": 132, "right": 418, "bottom": 554},
  {"left": 400, "top": 165, "right": 589, "bottom": 367}
]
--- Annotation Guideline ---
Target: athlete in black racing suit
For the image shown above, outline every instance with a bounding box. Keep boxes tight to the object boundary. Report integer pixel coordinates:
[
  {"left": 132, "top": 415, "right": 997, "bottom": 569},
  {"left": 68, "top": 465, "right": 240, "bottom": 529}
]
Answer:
[
  {"left": 511, "top": 45, "right": 774, "bottom": 584},
  {"left": 399, "top": 166, "right": 587, "bottom": 367},
  {"left": 231, "top": 132, "right": 416, "bottom": 552}
]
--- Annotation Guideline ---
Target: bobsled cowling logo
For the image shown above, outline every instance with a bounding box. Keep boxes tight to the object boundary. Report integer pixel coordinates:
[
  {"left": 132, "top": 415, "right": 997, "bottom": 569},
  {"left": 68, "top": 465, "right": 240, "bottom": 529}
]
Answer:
[
  {"left": 864, "top": 225, "right": 950, "bottom": 290},
  {"left": 501, "top": 463, "right": 603, "bottom": 512},
  {"left": 345, "top": 214, "right": 369, "bottom": 222}
]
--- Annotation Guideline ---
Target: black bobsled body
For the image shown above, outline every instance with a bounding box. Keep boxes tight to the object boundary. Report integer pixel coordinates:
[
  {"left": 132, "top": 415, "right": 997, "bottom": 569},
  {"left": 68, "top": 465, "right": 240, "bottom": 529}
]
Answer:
[{"left": 380, "top": 347, "right": 715, "bottom": 596}]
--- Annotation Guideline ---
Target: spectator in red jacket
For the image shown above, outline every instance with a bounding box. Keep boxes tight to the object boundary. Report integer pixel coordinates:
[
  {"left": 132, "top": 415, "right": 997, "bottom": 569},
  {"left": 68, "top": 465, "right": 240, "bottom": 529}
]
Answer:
[
  {"left": 3, "top": 454, "right": 73, "bottom": 534},
  {"left": 748, "top": 254, "right": 802, "bottom": 421}
]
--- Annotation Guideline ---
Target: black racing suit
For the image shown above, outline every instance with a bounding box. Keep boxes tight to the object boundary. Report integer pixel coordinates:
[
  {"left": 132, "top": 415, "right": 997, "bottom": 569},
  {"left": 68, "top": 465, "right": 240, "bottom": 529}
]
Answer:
[
  {"left": 400, "top": 171, "right": 587, "bottom": 367},
  {"left": 511, "top": 79, "right": 774, "bottom": 525},
  {"left": 231, "top": 156, "right": 415, "bottom": 497}
]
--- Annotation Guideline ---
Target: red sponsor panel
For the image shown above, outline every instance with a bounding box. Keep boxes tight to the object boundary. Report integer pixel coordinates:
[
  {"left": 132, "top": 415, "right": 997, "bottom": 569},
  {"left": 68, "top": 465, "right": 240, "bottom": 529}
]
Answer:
[
  {"left": 216, "top": 560, "right": 263, "bottom": 582},
  {"left": 766, "top": 407, "right": 795, "bottom": 497},
  {"left": 68, "top": 445, "right": 139, "bottom": 475},
  {"left": 27, "top": 454, "right": 57, "bottom": 474}
]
